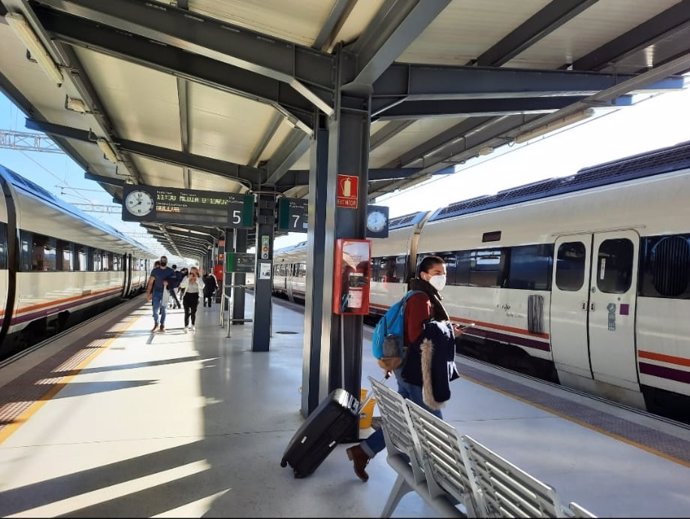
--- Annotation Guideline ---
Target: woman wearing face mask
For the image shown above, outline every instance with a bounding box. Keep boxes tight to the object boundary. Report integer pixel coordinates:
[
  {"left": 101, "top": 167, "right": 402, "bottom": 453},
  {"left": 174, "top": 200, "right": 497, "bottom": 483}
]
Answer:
[{"left": 346, "top": 255, "right": 464, "bottom": 482}]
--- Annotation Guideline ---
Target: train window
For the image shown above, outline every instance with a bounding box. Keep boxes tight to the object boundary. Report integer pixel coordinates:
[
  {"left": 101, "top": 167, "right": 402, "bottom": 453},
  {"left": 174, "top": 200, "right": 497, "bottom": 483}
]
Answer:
[
  {"left": 555, "top": 242, "right": 586, "bottom": 291},
  {"left": 93, "top": 250, "right": 102, "bottom": 272},
  {"left": 640, "top": 235, "right": 690, "bottom": 298},
  {"left": 58, "top": 241, "right": 74, "bottom": 271},
  {"left": 395, "top": 256, "right": 406, "bottom": 283},
  {"left": 505, "top": 244, "right": 553, "bottom": 290},
  {"left": 113, "top": 255, "right": 123, "bottom": 271},
  {"left": 455, "top": 251, "right": 471, "bottom": 286},
  {"left": 32, "top": 234, "right": 56, "bottom": 271},
  {"left": 439, "top": 253, "right": 457, "bottom": 286},
  {"left": 76, "top": 245, "right": 88, "bottom": 272},
  {"left": 0, "top": 223, "right": 7, "bottom": 269},
  {"left": 102, "top": 252, "right": 111, "bottom": 271},
  {"left": 468, "top": 248, "right": 506, "bottom": 287},
  {"left": 596, "top": 239, "right": 634, "bottom": 294},
  {"left": 19, "top": 231, "right": 31, "bottom": 271}
]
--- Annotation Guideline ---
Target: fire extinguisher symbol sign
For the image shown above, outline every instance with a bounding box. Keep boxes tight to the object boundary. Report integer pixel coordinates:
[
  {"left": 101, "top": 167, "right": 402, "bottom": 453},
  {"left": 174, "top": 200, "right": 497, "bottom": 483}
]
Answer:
[{"left": 336, "top": 174, "right": 358, "bottom": 208}]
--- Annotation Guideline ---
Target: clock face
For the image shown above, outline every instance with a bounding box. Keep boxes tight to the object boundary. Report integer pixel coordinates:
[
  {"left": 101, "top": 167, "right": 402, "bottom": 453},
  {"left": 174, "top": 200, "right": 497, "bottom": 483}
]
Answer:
[
  {"left": 367, "top": 210, "right": 387, "bottom": 232},
  {"left": 125, "top": 190, "right": 154, "bottom": 217}
]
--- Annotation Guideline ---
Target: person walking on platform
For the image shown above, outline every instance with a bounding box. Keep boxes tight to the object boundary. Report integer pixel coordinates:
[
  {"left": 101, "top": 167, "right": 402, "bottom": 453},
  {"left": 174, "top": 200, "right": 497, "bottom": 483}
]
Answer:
[
  {"left": 167, "top": 264, "right": 183, "bottom": 309},
  {"left": 146, "top": 255, "right": 174, "bottom": 332},
  {"left": 179, "top": 267, "right": 204, "bottom": 332},
  {"left": 203, "top": 271, "right": 218, "bottom": 308},
  {"left": 345, "top": 255, "right": 464, "bottom": 482}
]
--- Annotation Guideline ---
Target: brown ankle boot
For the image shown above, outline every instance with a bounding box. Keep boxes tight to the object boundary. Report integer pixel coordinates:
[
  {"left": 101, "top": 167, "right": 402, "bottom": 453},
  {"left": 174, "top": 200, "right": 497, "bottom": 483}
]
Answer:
[{"left": 346, "top": 445, "right": 370, "bottom": 482}]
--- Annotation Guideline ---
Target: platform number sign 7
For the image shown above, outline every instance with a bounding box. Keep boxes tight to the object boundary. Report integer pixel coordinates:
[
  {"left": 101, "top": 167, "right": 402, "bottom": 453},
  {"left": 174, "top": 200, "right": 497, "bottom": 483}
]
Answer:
[{"left": 227, "top": 194, "right": 255, "bottom": 229}]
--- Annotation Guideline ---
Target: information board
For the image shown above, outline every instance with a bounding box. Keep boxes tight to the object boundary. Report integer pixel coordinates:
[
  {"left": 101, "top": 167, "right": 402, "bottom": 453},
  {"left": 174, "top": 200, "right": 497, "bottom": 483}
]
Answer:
[{"left": 122, "top": 184, "right": 254, "bottom": 227}]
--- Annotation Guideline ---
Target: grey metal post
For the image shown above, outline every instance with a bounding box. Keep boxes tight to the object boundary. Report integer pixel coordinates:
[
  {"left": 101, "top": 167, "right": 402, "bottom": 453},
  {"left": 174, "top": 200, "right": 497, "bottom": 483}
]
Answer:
[
  {"left": 302, "top": 120, "right": 330, "bottom": 417},
  {"left": 251, "top": 192, "right": 275, "bottom": 351},
  {"left": 233, "top": 228, "right": 248, "bottom": 324}
]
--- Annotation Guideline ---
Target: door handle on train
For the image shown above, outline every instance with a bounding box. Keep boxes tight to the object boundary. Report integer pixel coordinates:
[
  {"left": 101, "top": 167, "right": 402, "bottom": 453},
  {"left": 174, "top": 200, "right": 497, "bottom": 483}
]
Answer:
[
  {"left": 581, "top": 302, "right": 586, "bottom": 310},
  {"left": 590, "top": 303, "right": 595, "bottom": 311}
]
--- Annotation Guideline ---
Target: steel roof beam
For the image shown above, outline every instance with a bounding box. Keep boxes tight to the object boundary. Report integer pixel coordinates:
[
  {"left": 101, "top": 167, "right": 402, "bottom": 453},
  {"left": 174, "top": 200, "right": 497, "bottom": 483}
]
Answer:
[
  {"left": 312, "top": 0, "right": 357, "bottom": 52},
  {"left": 370, "top": 120, "right": 415, "bottom": 150},
  {"left": 25, "top": 118, "right": 263, "bottom": 189},
  {"left": 373, "top": 63, "right": 684, "bottom": 104},
  {"left": 474, "top": 0, "right": 599, "bottom": 67},
  {"left": 342, "top": 0, "right": 451, "bottom": 92},
  {"left": 372, "top": 96, "right": 612, "bottom": 120},
  {"left": 570, "top": 0, "right": 690, "bottom": 71},
  {"left": 276, "top": 167, "right": 422, "bottom": 189},
  {"left": 34, "top": 5, "right": 316, "bottom": 133},
  {"left": 264, "top": 129, "right": 312, "bottom": 186},
  {"left": 32, "top": 0, "right": 336, "bottom": 116}
]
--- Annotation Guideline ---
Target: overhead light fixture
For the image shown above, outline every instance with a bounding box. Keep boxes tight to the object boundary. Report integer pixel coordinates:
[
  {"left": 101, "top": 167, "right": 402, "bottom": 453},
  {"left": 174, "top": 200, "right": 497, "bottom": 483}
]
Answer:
[
  {"left": 5, "top": 12, "right": 63, "bottom": 86},
  {"left": 97, "top": 138, "right": 118, "bottom": 163},
  {"left": 478, "top": 146, "right": 494, "bottom": 156},
  {"left": 514, "top": 108, "right": 595, "bottom": 144},
  {"left": 65, "top": 95, "right": 88, "bottom": 113}
]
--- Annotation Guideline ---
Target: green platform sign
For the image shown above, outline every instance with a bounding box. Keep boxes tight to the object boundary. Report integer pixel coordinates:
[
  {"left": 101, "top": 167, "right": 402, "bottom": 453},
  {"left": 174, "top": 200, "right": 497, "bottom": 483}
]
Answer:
[
  {"left": 277, "top": 197, "right": 308, "bottom": 232},
  {"left": 227, "top": 252, "right": 255, "bottom": 273}
]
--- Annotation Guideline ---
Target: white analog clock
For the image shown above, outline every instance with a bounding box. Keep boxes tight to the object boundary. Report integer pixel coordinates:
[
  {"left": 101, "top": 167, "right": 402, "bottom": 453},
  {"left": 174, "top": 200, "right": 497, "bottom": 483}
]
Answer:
[
  {"left": 367, "top": 208, "right": 388, "bottom": 233},
  {"left": 124, "top": 189, "right": 154, "bottom": 217}
]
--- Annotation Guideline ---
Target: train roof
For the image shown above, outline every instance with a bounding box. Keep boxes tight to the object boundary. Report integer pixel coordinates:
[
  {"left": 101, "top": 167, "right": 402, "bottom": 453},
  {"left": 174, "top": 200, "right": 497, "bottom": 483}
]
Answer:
[
  {"left": 0, "top": 164, "right": 153, "bottom": 254},
  {"left": 389, "top": 211, "right": 428, "bottom": 230},
  {"left": 429, "top": 139, "right": 690, "bottom": 223}
]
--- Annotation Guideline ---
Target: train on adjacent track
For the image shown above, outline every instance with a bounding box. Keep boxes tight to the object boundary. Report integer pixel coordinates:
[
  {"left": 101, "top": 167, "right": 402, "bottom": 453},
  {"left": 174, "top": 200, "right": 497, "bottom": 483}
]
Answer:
[
  {"left": 0, "top": 164, "right": 154, "bottom": 359},
  {"left": 273, "top": 140, "right": 690, "bottom": 421}
]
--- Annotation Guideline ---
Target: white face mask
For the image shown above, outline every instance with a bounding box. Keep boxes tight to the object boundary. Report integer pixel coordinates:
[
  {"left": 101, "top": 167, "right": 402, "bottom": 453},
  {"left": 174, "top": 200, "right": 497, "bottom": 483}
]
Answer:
[{"left": 428, "top": 274, "right": 446, "bottom": 292}]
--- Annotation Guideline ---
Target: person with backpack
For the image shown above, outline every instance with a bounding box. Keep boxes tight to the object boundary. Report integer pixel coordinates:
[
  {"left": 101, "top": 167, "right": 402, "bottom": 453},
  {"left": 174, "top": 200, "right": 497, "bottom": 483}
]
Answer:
[
  {"left": 203, "top": 271, "right": 218, "bottom": 307},
  {"left": 345, "top": 255, "right": 465, "bottom": 482}
]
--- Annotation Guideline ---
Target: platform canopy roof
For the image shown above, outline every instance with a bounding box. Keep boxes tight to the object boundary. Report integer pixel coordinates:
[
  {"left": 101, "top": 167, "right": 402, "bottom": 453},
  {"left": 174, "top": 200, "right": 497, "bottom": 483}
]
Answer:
[{"left": 1, "top": 0, "right": 689, "bottom": 257}]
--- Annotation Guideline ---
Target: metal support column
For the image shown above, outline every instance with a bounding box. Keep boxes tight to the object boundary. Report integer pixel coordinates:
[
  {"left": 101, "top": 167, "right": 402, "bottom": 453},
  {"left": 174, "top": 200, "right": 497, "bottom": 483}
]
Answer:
[
  {"left": 232, "top": 228, "right": 248, "bottom": 324},
  {"left": 251, "top": 193, "right": 276, "bottom": 351},
  {"left": 301, "top": 58, "right": 371, "bottom": 443},
  {"left": 302, "top": 119, "right": 331, "bottom": 417}
]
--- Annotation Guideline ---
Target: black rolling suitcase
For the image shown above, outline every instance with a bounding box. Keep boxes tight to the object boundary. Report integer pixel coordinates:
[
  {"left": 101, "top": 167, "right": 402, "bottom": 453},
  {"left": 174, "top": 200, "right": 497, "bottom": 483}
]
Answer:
[{"left": 280, "top": 388, "right": 360, "bottom": 478}]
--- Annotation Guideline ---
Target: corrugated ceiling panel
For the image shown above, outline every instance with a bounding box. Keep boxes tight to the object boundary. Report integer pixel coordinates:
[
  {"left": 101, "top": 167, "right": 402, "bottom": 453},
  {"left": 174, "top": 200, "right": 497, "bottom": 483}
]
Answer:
[
  {"left": 188, "top": 81, "right": 276, "bottom": 166},
  {"left": 369, "top": 117, "right": 465, "bottom": 168},
  {"left": 77, "top": 50, "right": 182, "bottom": 151},
  {"left": 506, "top": 0, "right": 681, "bottom": 70},
  {"left": 398, "top": 0, "right": 549, "bottom": 66},
  {"left": 190, "top": 0, "right": 334, "bottom": 46}
]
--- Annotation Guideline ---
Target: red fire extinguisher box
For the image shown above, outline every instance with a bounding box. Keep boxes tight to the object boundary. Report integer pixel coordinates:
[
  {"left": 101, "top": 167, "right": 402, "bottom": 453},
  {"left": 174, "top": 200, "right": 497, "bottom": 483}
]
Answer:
[{"left": 333, "top": 238, "right": 371, "bottom": 315}]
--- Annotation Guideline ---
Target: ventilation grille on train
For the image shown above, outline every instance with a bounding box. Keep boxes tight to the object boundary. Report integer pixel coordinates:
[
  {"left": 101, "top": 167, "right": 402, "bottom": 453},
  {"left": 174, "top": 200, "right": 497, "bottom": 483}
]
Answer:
[
  {"left": 389, "top": 211, "right": 426, "bottom": 230},
  {"left": 431, "top": 139, "right": 690, "bottom": 222}
]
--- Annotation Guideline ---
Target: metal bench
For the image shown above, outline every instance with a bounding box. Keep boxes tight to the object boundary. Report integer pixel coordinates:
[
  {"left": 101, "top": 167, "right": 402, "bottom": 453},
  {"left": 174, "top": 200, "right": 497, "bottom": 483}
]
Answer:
[
  {"left": 566, "top": 501, "right": 597, "bottom": 518},
  {"left": 368, "top": 377, "right": 466, "bottom": 518},
  {"left": 404, "top": 398, "right": 480, "bottom": 517},
  {"left": 462, "top": 434, "right": 568, "bottom": 518}
]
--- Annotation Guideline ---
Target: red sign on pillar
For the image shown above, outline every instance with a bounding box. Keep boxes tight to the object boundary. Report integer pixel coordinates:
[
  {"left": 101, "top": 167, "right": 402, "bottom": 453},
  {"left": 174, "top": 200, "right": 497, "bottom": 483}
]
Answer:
[{"left": 336, "top": 174, "right": 358, "bottom": 208}]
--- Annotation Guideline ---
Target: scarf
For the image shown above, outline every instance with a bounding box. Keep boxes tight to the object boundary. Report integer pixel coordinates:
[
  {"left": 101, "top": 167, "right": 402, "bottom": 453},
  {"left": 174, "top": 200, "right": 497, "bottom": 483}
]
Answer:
[{"left": 408, "top": 277, "right": 449, "bottom": 321}]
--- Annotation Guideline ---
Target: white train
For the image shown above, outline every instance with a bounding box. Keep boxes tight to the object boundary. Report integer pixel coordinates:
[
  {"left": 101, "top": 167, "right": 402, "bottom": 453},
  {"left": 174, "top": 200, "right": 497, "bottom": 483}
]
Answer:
[
  {"left": 0, "top": 164, "right": 154, "bottom": 358},
  {"left": 273, "top": 140, "right": 690, "bottom": 420}
]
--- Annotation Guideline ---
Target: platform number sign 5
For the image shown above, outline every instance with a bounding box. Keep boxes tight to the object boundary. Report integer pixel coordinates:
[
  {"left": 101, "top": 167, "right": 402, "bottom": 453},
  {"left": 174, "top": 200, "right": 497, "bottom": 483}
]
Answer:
[{"left": 227, "top": 195, "right": 255, "bottom": 229}]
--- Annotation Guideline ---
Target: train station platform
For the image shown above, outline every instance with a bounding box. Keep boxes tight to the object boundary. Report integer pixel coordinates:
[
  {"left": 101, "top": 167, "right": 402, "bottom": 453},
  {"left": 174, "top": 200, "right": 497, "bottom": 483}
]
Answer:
[{"left": 1, "top": 295, "right": 690, "bottom": 517}]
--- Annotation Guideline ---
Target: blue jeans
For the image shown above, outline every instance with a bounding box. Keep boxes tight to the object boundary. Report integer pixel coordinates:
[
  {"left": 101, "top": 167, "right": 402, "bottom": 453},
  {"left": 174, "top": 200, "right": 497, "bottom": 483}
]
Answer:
[
  {"left": 151, "top": 290, "right": 166, "bottom": 326},
  {"left": 360, "top": 370, "right": 443, "bottom": 458}
]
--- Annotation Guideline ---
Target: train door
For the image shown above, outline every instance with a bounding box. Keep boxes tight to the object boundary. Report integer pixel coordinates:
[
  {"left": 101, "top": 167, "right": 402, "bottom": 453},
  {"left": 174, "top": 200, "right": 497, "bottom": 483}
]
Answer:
[
  {"left": 550, "top": 231, "right": 640, "bottom": 390},
  {"left": 122, "top": 253, "right": 131, "bottom": 297},
  {"left": 588, "top": 230, "right": 639, "bottom": 390},
  {"left": 550, "top": 235, "right": 592, "bottom": 378}
]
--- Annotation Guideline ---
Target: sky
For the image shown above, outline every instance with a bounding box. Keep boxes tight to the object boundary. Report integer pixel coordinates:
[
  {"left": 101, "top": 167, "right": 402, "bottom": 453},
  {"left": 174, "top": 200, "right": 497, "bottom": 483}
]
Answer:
[{"left": 1, "top": 82, "right": 689, "bottom": 256}]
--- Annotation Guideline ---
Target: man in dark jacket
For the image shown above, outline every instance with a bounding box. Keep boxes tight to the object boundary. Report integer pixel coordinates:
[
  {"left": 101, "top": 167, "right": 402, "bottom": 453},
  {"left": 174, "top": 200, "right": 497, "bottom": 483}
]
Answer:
[{"left": 346, "top": 255, "right": 464, "bottom": 482}]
